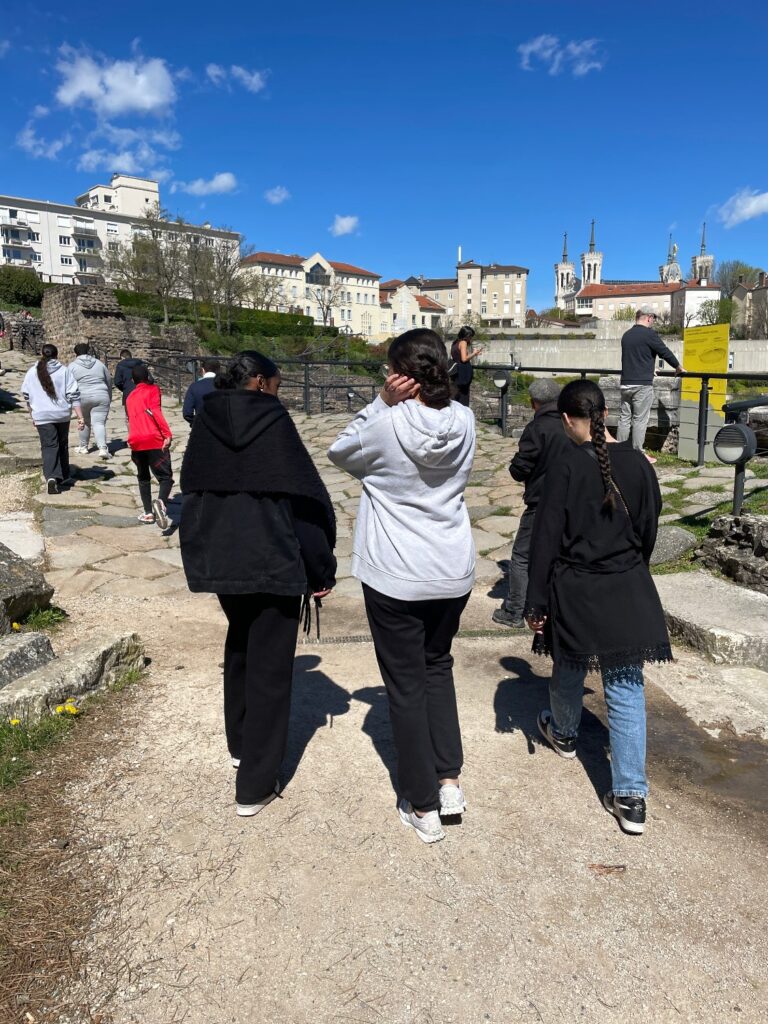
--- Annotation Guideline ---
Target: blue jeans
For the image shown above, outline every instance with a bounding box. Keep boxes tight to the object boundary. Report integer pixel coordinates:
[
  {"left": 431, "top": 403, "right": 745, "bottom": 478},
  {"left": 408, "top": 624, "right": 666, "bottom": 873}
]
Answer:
[{"left": 548, "top": 662, "right": 648, "bottom": 798}]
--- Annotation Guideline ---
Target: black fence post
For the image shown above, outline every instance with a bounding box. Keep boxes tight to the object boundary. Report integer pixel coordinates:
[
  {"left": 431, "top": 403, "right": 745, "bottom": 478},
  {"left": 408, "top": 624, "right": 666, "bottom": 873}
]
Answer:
[
  {"left": 696, "top": 375, "right": 711, "bottom": 466},
  {"left": 303, "top": 364, "right": 311, "bottom": 414}
]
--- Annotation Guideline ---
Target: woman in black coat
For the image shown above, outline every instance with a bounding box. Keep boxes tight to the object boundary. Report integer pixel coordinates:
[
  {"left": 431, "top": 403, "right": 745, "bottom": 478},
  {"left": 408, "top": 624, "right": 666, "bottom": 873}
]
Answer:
[
  {"left": 180, "top": 351, "right": 336, "bottom": 817},
  {"left": 450, "top": 326, "right": 483, "bottom": 407},
  {"left": 525, "top": 379, "right": 671, "bottom": 836}
]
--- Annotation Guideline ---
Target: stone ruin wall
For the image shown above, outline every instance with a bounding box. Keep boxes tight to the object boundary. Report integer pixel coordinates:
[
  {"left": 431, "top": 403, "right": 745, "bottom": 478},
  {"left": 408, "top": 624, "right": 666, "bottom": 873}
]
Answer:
[{"left": 0, "top": 311, "right": 46, "bottom": 355}]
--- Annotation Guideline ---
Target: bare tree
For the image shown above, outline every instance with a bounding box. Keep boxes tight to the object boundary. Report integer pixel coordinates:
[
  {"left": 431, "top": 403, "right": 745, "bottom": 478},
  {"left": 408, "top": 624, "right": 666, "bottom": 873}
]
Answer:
[
  {"left": 308, "top": 279, "right": 346, "bottom": 327},
  {"left": 107, "top": 204, "right": 185, "bottom": 325},
  {"left": 246, "top": 272, "right": 285, "bottom": 312},
  {"left": 180, "top": 224, "right": 215, "bottom": 325},
  {"left": 205, "top": 232, "right": 248, "bottom": 335}
]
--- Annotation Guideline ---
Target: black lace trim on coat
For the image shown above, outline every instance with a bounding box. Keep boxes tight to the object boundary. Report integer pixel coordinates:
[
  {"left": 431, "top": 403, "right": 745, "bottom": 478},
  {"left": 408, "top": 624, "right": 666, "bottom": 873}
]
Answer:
[{"left": 531, "top": 637, "right": 673, "bottom": 673}]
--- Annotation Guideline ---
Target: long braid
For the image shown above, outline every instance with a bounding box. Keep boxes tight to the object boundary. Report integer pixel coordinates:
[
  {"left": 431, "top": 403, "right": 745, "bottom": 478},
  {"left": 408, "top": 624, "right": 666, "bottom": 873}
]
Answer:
[
  {"left": 590, "top": 405, "right": 616, "bottom": 513},
  {"left": 36, "top": 343, "right": 58, "bottom": 401}
]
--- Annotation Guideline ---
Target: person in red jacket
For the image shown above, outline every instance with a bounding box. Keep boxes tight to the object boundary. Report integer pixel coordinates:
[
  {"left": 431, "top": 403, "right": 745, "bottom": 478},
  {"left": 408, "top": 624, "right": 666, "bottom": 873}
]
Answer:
[{"left": 126, "top": 364, "right": 174, "bottom": 529}]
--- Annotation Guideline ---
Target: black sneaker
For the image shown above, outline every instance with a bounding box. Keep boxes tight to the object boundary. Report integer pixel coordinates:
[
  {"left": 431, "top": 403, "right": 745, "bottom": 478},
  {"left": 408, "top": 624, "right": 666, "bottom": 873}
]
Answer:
[
  {"left": 537, "top": 709, "right": 576, "bottom": 759},
  {"left": 46, "top": 478, "right": 59, "bottom": 495},
  {"left": 492, "top": 607, "right": 526, "bottom": 628},
  {"left": 603, "top": 791, "right": 646, "bottom": 835}
]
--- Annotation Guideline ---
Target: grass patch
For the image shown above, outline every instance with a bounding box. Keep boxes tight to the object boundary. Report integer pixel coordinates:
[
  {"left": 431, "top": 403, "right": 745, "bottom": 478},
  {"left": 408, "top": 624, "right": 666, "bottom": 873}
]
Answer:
[
  {"left": 0, "top": 713, "right": 76, "bottom": 794},
  {"left": 109, "top": 667, "right": 145, "bottom": 693},
  {"left": 20, "top": 606, "right": 67, "bottom": 632}
]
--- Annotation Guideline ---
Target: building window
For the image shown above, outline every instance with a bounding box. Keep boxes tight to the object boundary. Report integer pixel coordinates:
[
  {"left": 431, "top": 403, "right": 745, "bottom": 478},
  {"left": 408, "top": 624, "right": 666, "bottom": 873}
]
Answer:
[
  {"left": 305, "top": 306, "right": 311, "bottom": 316},
  {"left": 503, "top": 301, "right": 510, "bottom": 314},
  {"left": 421, "top": 316, "right": 426, "bottom": 325},
  {"left": 59, "top": 235, "right": 71, "bottom": 246},
  {"left": 482, "top": 285, "right": 487, "bottom": 296},
  {"left": 515, "top": 281, "right": 522, "bottom": 294},
  {"left": 61, "top": 256, "right": 73, "bottom": 266},
  {"left": 103, "top": 195, "right": 112, "bottom": 204},
  {"left": 356, "top": 292, "right": 361, "bottom": 303},
  {"left": 31, "top": 252, "right": 41, "bottom": 263},
  {"left": 107, "top": 222, "right": 118, "bottom": 234},
  {"left": 481, "top": 302, "right": 487, "bottom": 314},
  {"left": 78, "top": 257, "right": 88, "bottom": 272},
  {"left": 108, "top": 242, "right": 118, "bottom": 252},
  {"left": 504, "top": 283, "right": 510, "bottom": 295},
  {"left": 31, "top": 232, "right": 40, "bottom": 242},
  {"left": 411, "top": 315, "right": 416, "bottom": 325},
  {"left": 57, "top": 216, "right": 71, "bottom": 227}
]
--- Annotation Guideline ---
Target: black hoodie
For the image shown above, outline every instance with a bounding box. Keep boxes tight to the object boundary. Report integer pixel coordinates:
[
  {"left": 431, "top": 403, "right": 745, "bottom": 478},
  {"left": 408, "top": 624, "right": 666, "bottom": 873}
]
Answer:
[
  {"left": 179, "top": 389, "right": 336, "bottom": 595},
  {"left": 114, "top": 357, "right": 152, "bottom": 403}
]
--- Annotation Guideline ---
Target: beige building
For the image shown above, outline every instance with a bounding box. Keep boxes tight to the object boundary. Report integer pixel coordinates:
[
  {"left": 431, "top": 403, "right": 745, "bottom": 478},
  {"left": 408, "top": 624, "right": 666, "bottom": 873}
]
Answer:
[
  {"left": 378, "top": 280, "right": 446, "bottom": 337},
  {"left": 403, "top": 257, "right": 529, "bottom": 331},
  {"left": 241, "top": 250, "right": 381, "bottom": 337},
  {"left": 733, "top": 272, "right": 768, "bottom": 338},
  {"left": 0, "top": 174, "right": 238, "bottom": 287}
]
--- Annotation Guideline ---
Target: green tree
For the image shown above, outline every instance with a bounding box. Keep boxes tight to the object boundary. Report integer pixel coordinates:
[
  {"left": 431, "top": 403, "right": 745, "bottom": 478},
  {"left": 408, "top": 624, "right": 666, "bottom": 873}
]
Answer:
[
  {"left": 696, "top": 298, "right": 734, "bottom": 326},
  {"left": 715, "top": 260, "right": 762, "bottom": 296},
  {"left": 612, "top": 305, "right": 636, "bottom": 321},
  {"left": 0, "top": 266, "right": 44, "bottom": 307}
]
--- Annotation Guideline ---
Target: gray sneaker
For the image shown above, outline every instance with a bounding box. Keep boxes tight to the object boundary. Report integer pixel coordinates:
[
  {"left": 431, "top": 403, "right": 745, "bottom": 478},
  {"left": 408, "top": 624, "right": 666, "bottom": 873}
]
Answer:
[
  {"left": 398, "top": 800, "right": 445, "bottom": 844},
  {"left": 439, "top": 783, "right": 466, "bottom": 816},
  {"left": 492, "top": 607, "right": 526, "bottom": 628}
]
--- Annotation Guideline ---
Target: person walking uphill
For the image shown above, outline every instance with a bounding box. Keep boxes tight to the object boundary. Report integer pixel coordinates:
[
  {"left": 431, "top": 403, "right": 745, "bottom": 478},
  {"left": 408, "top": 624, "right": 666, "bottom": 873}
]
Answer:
[
  {"left": 617, "top": 306, "right": 685, "bottom": 462},
  {"left": 328, "top": 329, "right": 476, "bottom": 845},
  {"left": 21, "top": 343, "right": 84, "bottom": 495},
  {"left": 180, "top": 351, "right": 336, "bottom": 817},
  {"left": 492, "top": 377, "right": 572, "bottom": 628},
  {"left": 69, "top": 343, "right": 113, "bottom": 459},
  {"left": 525, "top": 379, "right": 672, "bottom": 836},
  {"left": 126, "top": 365, "right": 174, "bottom": 529}
]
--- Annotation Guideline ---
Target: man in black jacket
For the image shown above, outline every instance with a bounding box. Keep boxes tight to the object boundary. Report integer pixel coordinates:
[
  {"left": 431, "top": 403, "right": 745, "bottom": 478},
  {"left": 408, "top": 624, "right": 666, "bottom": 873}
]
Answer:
[
  {"left": 182, "top": 358, "right": 220, "bottom": 424},
  {"left": 617, "top": 306, "right": 685, "bottom": 462},
  {"left": 492, "top": 378, "right": 572, "bottom": 628},
  {"left": 114, "top": 349, "right": 152, "bottom": 405}
]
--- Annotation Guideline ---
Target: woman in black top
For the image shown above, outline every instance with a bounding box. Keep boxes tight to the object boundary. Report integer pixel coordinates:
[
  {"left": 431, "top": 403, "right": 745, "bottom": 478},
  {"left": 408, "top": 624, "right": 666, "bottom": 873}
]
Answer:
[
  {"left": 525, "top": 379, "right": 671, "bottom": 836},
  {"left": 180, "top": 351, "right": 336, "bottom": 817},
  {"left": 450, "top": 325, "right": 483, "bottom": 407}
]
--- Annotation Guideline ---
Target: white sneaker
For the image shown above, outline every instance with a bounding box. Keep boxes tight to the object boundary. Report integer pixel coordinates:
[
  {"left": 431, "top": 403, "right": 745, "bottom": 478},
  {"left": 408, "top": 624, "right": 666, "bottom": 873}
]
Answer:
[
  {"left": 398, "top": 799, "right": 445, "bottom": 844},
  {"left": 439, "top": 783, "right": 466, "bottom": 816},
  {"left": 236, "top": 781, "right": 280, "bottom": 817},
  {"left": 99, "top": 448, "right": 112, "bottom": 460},
  {"left": 231, "top": 756, "right": 240, "bottom": 768},
  {"left": 73, "top": 445, "right": 88, "bottom": 455},
  {"left": 152, "top": 498, "right": 169, "bottom": 530}
]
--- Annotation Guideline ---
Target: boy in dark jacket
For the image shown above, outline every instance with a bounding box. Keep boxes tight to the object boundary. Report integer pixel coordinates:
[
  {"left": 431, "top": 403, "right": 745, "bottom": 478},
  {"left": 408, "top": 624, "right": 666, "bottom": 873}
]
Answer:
[
  {"left": 182, "top": 358, "right": 220, "bottom": 424},
  {"left": 114, "top": 349, "right": 152, "bottom": 405},
  {"left": 492, "top": 378, "right": 572, "bottom": 628}
]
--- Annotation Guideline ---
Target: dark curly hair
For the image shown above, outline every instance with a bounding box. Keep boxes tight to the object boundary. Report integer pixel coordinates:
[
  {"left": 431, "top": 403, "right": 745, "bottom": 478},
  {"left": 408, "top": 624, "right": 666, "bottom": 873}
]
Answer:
[
  {"left": 387, "top": 329, "right": 451, "bottom": 409},
  {"left": 216, "top": 350, "right": 279, "bottom": 390},
  {"left": 558, "top": 379, "right": 616, "bottom": 513},
  {"left": 36, "top": 343, "right": 59, "bottom": 401}
]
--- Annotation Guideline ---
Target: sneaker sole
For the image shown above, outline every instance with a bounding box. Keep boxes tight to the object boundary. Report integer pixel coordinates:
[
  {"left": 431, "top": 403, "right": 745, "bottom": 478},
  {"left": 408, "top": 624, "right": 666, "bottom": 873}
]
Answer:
[
  {"left": 237, "top": 784, "right": 280, "bottom": 817},
  {"left": 152, "top": 500, "right": 169, "bottom": 530},
  {"left": 398, "top": 807, "right": 445, "bottom": 844},
  {"left": 537, "top": 715, "right": 577, "bottom": 759},
  {"left": 231, "top": 757, "right": 240, "bottom": 768},
  {"left": 603, "top": 794, "right": 645, "bottom": 835},
  {"left": 439, "top": 801, "right": 466, "bottom": 817}
]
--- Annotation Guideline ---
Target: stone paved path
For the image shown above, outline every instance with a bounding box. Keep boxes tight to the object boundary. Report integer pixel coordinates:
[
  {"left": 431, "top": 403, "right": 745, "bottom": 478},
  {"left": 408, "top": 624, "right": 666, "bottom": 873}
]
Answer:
[{"left": 1, "top": 350, "right": 767, "bottom": 1024}]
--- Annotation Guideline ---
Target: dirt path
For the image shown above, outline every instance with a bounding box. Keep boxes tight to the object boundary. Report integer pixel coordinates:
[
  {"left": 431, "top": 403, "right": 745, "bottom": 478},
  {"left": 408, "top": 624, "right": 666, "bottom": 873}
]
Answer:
[{"left": 1, "top": 350, "right": 766, "bottom": 1022}]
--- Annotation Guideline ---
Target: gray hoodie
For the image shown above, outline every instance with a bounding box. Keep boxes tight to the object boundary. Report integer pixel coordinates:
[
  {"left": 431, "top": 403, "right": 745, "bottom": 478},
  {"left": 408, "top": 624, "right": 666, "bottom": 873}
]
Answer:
[
  {"left": 68, "top": 354, "right": 112, "bottom": 402},
  {"left": 328, "top": 396, "right": 476, "bottom": 600},
  {"left": 21, "top": 360, "right": 80, "bottom": 424}
]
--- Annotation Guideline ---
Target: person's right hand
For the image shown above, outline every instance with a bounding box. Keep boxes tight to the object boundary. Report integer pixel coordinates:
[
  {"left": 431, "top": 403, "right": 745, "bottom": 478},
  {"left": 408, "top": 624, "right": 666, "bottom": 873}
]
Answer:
[
  {"left": 313, "top": 588, "right": 333, "bottom": 599},
  {"left": 381, "top": 374, "right": 419, "bottom": 406},
  {"left": 675, "top": 366, "right": 686, "bottom": 376},
  {"left": 162, "top": 436, "right": 172, "bottom": 450},
  {"left": 525, "top": 613, "right": 547, "bottom": 634}
]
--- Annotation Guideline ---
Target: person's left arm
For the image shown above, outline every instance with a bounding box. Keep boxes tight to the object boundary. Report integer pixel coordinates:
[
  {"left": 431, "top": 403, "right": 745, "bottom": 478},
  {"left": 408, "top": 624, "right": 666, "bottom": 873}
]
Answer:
[
  {"left": 182, "top": 383, "right": 196, "bottom": 424},
  {"left": 290, "top": 497, "right": 337, "bottom": 595},
  {"left": 64, "top": 369, "right": 84, "bottom": 426},
  {"left": 635, "top": 460, "right": 663, "bottom": 562},
  {"left": 525, "top": 456, "right": 570, "bottom": 625}
]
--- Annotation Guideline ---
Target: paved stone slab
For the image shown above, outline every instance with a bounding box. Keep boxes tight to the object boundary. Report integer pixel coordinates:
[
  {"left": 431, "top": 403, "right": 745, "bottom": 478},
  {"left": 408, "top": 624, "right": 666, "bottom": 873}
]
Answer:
[
  {"left": 655, "top": 571, "right": 768, "bottom": 669},
  {"left": 54, "top": 569, "right": 118, "bottom": 597},
  {"left": 681, "top": 476, "right": 727, "bottom": 491},
  {"left": 78, "top": 524, "right": 172, "bottom": 552},
  {"left": 475, "top": 515, "right": 520, "bottom": 536},
  {"left": 698, "top": 466, "right": 755, "bottom": 480},
  {"left": 91, "top": 554, "right": 178, "bottom": 579},
  {"left": 46, "top": 535, "right": 122, "bottom": 569},
  {"left": 0, "top": 632, "right": 54, "bottom": 689},
  {"left": 0, "top": 511, "right": 45, "bottom": 561},
  {"left": 471, "top": 528, "right": 508, "bottom": 553},
  {"left": 145, "top": 547, "right": 184, "bottom": 568}
]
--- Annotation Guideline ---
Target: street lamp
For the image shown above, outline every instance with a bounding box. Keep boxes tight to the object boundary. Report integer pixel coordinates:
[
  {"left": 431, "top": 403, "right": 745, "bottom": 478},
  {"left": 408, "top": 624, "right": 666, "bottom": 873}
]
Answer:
[
  {"left": 493, "top": 370, "right": 510, "bottom": 437},
  {"left": 714, "top": 397, "right": 763, "bottom": 514}
]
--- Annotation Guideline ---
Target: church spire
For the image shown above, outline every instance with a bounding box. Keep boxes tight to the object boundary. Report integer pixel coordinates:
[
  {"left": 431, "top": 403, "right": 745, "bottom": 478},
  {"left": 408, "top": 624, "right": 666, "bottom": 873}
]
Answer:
[
  {"left": 562, "top": 231, "right": 568, "bottom": 262},
  {"left": 667, "top": 233, "right": 673, "bottom": 262},
  {"left": 588, "top": 219, "right": 595, "bottom": 253},
  {"left": 700, "top": 221, "right": 707, "bottom": 255}
]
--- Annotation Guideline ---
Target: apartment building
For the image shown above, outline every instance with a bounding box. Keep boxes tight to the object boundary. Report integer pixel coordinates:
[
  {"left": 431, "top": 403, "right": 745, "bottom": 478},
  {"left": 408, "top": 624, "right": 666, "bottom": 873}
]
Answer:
[
  {"left": 457, "top": 260, "right": 528, "bottom": 328},
  {"left": 241, "top": 250, "right": 381, "bottom": 337},
  {"left": 0, "top": 174, "right": 239, "bottom": 287},
  {"left": 378, "top": 280, "right": 447, "bottom": 337},
  {"left": 404, "top": 277, "right": 458, "bottom": 318}
]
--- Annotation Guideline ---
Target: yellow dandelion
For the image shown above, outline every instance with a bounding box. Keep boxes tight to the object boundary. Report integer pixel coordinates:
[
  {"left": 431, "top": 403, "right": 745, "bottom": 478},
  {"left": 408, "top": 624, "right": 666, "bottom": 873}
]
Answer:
[
  {"left": 55, "top": 704, "right": 66, "bottom": 714},
  {"left": 11, "top": 622, "right": 21, "bottom": 632},
  {"left": 65, "top": 696, "right": 77, "bottom": 705},
  {"left": 64, "top": 705, "right": 80, "bottom": 716},
  {"left": 9, "top": 718, "right": 21, "bottom": 727}
]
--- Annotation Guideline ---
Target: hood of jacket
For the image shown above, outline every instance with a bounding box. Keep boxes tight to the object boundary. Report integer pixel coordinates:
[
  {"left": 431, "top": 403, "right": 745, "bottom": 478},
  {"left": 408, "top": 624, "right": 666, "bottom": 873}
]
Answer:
[
  {"left": 534, "top": 401, "right": 561, "bottom": 420},
  {"left": 46, "top": 359, "right": 63, "bottom": 373},
  {"left": 74, "top": 354, "right": 98, "bottom": 369},
  {"left": 197, "top": 389, "right": 287, "bottom": 452},
  {"left": 391, "top": 400, "right": 472, "bottom": 468},
  {"left": 119, "top": 358, "right": 143, "bottom": 370}
]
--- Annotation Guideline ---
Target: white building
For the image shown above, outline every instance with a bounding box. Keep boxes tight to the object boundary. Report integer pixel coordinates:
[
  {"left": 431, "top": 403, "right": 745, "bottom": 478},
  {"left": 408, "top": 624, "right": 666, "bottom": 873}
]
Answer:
[
  {"left": 241, "top": 250, "right": 381, "bottom": 337},
  {"left": 378, "top": 280, "right": 447, "bottom": 336},
  {"left": 0, "top": 174, "right": 239, "bottom": 287}
]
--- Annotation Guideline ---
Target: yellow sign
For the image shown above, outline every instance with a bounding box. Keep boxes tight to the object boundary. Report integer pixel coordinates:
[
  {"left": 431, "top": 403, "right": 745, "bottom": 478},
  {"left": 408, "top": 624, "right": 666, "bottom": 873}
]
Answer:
[{"left": 682, "top": 323, "right": 729, "bottom": 410}]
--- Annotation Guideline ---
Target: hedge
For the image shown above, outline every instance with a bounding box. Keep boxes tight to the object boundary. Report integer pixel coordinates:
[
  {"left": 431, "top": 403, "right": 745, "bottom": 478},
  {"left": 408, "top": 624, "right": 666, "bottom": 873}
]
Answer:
[{"left": 114, "top": 290, "right": 314, "bottom": 335}]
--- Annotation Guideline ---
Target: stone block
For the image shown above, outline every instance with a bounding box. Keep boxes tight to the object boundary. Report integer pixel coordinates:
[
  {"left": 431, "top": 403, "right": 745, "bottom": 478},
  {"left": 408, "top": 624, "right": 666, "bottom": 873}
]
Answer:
[
  {"left": 649, "top": 525, "right": 697, "bottom": 565},
  {"left": 697, "top": 513, "right": 768, "bottom": 596},
  {"left": 0, "top": 512, "right": 45, "bottom": 561},
  {"left": 0, "top": 632, "right": 145, "bottom": 722},
  {"left": 0, "top": 632, "right": 54, "bottom": 689},
  {"left": 0, "top": 541, "right": 53, "bottom": 628}
]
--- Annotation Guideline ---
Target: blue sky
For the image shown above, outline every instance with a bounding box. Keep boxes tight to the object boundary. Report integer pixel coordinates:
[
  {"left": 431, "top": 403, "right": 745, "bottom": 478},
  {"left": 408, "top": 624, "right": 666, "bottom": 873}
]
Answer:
[{"left": 1, "top": 0, "right": 766, "bottom": 311}]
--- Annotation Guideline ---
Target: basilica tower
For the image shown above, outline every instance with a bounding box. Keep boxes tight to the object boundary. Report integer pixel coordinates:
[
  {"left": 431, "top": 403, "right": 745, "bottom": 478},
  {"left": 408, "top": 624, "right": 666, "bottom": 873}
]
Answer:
[
  {"left": 691, "top": 222, "right": 715, "bottom": 283},
  {"left": 580, "top": 220, "right": 603, "bottom": 287},
  {"left": 554, "top": 232, "right": 575, "bottom": 309}
]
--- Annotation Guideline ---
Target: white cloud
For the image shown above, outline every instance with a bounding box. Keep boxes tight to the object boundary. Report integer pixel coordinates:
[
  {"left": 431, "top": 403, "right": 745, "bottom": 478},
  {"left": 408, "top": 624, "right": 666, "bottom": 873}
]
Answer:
[
  {"left": 16, "top": 121, "right": 70, "bottom": 160},
  {"left": 32, "top": 104, "right": 50, "bottom": 119},
  {"left": 171, "top": 171, "right": 238, "bottom": 196},
  {"left": 230, "top": 65, "right": 267, "bottom": 93},
  {"left": 206, "top": 63, "right": 227, "bottom": 87},
  {"left": 0, "top": 40, "right": 10, "bottom": 59},
  {"left": 329, "top": 214, "right": 359, "bottom": 237},
  {"left": 718, "top": 187, "right": 768, "bottom": 228},
  {"left": 78, "top": 147, "right": 142, "bottom": 174},
  {"left": 518, "top": 34, "right": 604, "bottom": 77},
  {"left": 264, "top": 185, "right": 290, "bottom": 205},
  {"left": 55, "top": 46, "right": 177, "bottom": 117}
]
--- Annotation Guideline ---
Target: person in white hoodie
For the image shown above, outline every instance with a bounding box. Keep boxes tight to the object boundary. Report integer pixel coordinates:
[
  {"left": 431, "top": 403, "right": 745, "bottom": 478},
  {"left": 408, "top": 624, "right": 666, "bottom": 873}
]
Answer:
[
  {"left": 22, "top": 343, "right": 84, "bottom": 495},
  {"left": 69, "top": 343, "right": 113, "bottom": 459},
  {"left": 328, "top": 329, "right": 476, "bottom": 845}
]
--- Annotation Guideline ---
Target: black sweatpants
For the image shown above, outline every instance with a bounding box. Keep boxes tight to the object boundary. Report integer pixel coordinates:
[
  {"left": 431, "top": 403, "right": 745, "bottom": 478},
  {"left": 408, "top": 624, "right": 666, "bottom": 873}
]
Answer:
[
  {"left": 37, "top": 421, "right": 70, "bottom": 482},
  {"left": 131, "top": 448, "right": 173, "bottom": 513},
  {"left": 362, "top": 584, "right": 470, "bottom": 812},
  {"left": 455, "top": 383, "right": 471, "bottom": 407},
  {"left": 218, "top": 593, "right": 301, "bottom": 804}
]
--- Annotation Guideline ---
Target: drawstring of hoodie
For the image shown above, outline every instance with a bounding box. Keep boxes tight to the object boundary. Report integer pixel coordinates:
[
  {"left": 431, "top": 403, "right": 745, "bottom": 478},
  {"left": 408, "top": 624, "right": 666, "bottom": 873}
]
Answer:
[{"left": 300, "top": 591, "right": 322, "bottom": 641}]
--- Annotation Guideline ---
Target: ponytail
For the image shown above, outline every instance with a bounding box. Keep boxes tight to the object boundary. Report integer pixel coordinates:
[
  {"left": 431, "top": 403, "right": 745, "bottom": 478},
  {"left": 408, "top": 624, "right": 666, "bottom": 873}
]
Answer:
[
  {"left": 558, "top": 379, "right": 616, "bottom": 514},
  {"left": 36, "top": 343, "right": 58, "bottom": 402}
]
